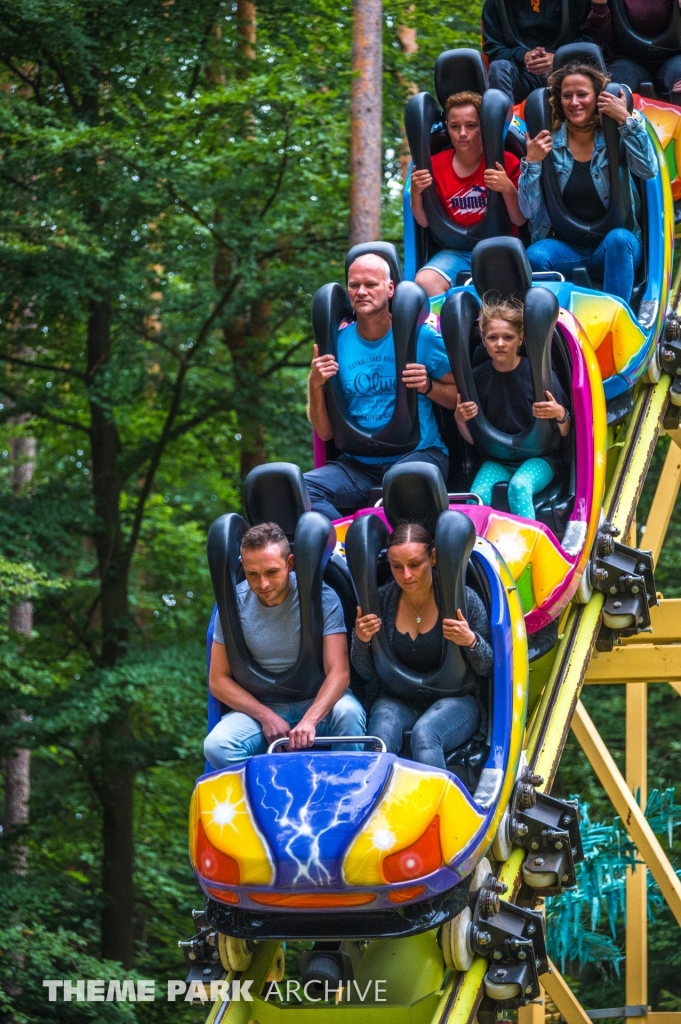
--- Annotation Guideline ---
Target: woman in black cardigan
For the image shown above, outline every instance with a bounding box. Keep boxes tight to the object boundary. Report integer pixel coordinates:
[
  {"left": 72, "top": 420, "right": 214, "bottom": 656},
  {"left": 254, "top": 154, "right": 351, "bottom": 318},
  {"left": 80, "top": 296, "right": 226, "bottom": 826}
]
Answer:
[{"left": 351, "top": 522, "right": 493, "bottom": 770}]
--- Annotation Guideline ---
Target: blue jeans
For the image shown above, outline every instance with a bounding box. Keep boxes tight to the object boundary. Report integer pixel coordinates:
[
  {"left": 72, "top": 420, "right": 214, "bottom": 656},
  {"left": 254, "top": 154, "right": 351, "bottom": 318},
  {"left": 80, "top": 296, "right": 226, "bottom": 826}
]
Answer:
[
  {"left": 204, "top": 693, "right": 366, "bottom": 769},
  {"left": 418, "top": 249, "right": 472, "bottom": 289},
  {"left": 368, "top": 694, "right": 480, "bottom": 771},
  {"left": 526, "top": 228, "right": 643, "bottom": 305},
  {"left": 304, "top": 447, "right": 449, "bottom": 522}
]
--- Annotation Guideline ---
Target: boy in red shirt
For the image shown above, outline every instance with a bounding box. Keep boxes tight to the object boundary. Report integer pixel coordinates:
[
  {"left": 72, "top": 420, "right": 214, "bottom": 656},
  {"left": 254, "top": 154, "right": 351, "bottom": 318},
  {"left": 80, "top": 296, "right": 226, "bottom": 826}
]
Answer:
[{"left": 410, "top": 91, "right": 525, "bottom": 297}]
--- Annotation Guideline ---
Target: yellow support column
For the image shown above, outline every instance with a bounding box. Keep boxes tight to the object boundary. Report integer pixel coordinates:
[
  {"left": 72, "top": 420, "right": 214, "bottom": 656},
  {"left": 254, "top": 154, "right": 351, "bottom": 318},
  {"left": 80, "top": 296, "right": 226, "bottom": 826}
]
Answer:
[
  {"left": 518, "top": 985, "right": 545, "bottom": 1024},
  {"left": 626, "top": 681, "right": 648, "bottom": 1009},
  {"left": 643, "top": 441, "right": 681, "bottom": 565}
]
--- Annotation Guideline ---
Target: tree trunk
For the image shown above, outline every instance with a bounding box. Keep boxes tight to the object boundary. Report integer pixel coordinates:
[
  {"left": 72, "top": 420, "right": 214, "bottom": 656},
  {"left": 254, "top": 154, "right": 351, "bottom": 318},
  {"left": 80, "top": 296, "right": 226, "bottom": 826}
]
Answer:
[
  {"left": 87, "top": 299, "right": 136, "bottom": 967},
  {"left": 87, "top": 300, "right": 129, "bottom": 668},
  {"left": 397, "top": 20, "right": 418, "bottom": 181},
  {"left": 2, "top": 420, "right": 36, "bottom": 875},
  {"left": 236, "top": 1, "right": 256, "bottom": 64},
  {"left": 99, "top": 719, "right": 135, "bottom": 968},
  {"left": 350, "top": 0, "right": 383, "bottom": 245}
]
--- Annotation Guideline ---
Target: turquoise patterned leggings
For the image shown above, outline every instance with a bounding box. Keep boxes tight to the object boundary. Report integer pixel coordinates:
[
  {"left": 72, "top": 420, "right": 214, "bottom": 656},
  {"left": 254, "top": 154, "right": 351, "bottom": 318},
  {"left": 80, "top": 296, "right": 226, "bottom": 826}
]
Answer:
[{"left": 471, "top": 458, "right": 554, "bottom": 520}]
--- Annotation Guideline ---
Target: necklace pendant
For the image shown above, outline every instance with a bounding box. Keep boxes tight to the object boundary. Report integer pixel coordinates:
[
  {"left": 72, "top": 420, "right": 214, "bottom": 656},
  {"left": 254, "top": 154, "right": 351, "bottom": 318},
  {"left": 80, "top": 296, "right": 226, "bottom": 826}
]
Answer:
[{"left": 416, "top": 615, "right": 421, "bottom": 624}]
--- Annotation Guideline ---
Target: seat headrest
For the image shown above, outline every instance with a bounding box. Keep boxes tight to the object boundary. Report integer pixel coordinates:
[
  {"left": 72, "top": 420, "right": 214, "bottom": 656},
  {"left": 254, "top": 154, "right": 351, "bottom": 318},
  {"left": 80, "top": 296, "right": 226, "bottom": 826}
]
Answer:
[
  {"left": 345, "top": 242, "right": 403, "bottom": 286},
  {"left": 243, "top": 462, "right": 311, "bottom": 540},
  {"left": 434, "top": 48, "right": 488, "bottom": 109},
  {"left": 472, "top": 237, "right": 532, "bottom": 301},
  {"left": 382, "top": 461, "right": 449, "bottom": 534},
  {"left": 553, "top": 42, "right": 607, "bottom": 74}
]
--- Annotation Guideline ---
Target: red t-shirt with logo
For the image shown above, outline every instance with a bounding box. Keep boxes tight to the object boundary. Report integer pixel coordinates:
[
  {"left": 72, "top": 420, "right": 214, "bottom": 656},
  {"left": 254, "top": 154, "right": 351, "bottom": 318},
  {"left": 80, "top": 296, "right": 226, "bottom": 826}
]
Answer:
[{"left": 430, "top": 149, "right": 521, "bottom": 233}]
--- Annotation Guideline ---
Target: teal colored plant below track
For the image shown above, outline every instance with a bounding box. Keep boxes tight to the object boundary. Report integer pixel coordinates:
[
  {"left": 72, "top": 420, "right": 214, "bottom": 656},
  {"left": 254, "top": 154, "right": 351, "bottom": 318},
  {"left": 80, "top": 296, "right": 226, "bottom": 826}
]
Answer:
[{"left": 546, "top": 789, "right": 681, "bottom": 976}]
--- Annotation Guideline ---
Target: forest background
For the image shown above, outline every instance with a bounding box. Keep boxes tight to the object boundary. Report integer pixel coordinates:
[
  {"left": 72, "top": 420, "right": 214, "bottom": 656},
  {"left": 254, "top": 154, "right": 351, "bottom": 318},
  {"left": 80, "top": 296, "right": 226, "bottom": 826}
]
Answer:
[{"left": 0, "top": 1, "right": 680, "bottom": 1020}]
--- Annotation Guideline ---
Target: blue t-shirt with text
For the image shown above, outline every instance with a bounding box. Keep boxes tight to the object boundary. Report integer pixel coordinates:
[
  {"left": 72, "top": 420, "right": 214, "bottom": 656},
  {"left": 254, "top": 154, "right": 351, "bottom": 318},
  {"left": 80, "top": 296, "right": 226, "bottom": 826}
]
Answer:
[{"left": 336, "top": 321, "right": 451, "bottom": 464}]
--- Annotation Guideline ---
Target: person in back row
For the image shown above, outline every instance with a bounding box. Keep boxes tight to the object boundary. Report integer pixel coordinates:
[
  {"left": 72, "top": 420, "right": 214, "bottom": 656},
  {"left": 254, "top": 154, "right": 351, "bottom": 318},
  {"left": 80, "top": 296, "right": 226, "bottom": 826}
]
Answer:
[
  {"left": 204, "top": 522, "right": 365, "bottom": 768},
  {"left": 483, "top": 0, "right": 592, "bottom": 105},
  {"left": 587, "top": 0, "right": 681, "bottom": 107},
  {"left": 455, "top": 295, "right": 570, "bottom": 520},
  {"left": 410, "top": 91, "right": 526, "bottom": 298},
  {"left": 305, "top": 254, "right": 458, "bottom": 521},
  {"left": 519, "top": 61, "right": 657, "bottom": 306},
  {"left": 352, "top": 522, "right": 492, "bottom": 771}
]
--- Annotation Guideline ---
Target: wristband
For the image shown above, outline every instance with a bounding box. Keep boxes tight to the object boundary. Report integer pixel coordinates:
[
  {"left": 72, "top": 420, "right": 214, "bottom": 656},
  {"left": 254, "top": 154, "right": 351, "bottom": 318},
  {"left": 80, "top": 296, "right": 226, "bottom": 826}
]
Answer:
[
  {"left": 557, "top": 408, "right": 570, "bottom": 425},
  {"left": 424, "top": 376, "right": 433, "bottom": 395}
]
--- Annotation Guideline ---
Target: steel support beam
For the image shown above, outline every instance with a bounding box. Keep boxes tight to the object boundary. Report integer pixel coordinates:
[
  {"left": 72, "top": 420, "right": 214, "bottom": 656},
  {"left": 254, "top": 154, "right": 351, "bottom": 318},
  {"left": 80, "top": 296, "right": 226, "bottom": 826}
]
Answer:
[
  {"left": 540, "top": 961, "right": 592, "bottom": 1024},
  {"left": 584, "top": 644, "right": 681, "bottom": 683},
  {"left": 621, "top": 599, "right": 681, "bottom": 644},
  {"left": 642, "top": 442, "right": 681, "bottom": 566},
  {"left": 571, "top": 700, "right": 681, "bottom": 926},
  {"left": 626, "top": 682, "right": 648, "bottom": 1007}
]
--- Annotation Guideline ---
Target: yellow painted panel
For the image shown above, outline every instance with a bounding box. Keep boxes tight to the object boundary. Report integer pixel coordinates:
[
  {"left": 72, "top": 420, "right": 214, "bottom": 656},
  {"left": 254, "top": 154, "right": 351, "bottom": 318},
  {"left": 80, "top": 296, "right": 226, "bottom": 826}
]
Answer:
[
  {"left": 342, "top": 763, "right": 449, "bottom": 886},
  {"left": 195, "top": 769, "right": 275, "bottom": 885},
  {"left": 439, "top": 781, "right": 486, "bottom": 864}
]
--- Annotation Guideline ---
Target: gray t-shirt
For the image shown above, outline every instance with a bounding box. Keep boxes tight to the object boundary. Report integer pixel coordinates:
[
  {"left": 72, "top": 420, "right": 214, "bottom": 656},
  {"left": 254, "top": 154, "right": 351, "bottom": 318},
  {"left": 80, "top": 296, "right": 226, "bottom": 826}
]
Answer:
[{"left": 212, "top": 571, "right": 346, "bottom": 674}]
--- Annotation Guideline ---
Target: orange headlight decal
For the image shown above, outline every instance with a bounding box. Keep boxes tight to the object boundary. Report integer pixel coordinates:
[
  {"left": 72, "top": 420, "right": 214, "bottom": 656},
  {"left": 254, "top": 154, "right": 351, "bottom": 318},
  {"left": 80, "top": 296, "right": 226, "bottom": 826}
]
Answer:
[
  {"left": 206, "top": 886, "right": 239, "bottom": 904},
  {"left": 195, "top": 820, "right": 240, "bottom": 885},
  {"left": 382, "top": 816, "right": 442, "bottom": 883},
  {"left": 249, "top": 892, "right": 376, "bottom": 908},
  {"left": 389, "top": 885, "right": 426, "bottom": 904}
]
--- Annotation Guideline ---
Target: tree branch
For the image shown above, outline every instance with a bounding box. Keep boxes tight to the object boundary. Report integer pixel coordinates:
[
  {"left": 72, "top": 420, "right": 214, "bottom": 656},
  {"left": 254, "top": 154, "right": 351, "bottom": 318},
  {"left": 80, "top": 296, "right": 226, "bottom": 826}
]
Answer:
[
  {"left": 259, "top": 122, "right": 290, "bottom": 220},
  {"left": 258, "top": 334, "right": 311, "bottom": 378}
]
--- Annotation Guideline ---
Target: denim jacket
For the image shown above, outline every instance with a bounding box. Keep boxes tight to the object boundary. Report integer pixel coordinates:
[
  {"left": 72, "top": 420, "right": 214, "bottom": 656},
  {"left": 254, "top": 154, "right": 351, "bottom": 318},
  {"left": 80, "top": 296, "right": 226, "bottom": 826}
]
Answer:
[{"left": 518, "top": 111, "right": 657, "bottom": 244}]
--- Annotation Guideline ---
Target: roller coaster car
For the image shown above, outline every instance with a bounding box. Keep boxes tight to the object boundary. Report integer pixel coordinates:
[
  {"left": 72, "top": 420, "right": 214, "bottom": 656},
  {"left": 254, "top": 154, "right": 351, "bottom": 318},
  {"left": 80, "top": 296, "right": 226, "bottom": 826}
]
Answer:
[
  {"left": 402, "top": 48, "right": 525, "bottom": 280},
  {"left": 404, "top": 43, "right": 674, "bottom": 423},
  {"left": 332, "top": 238, "right": 607, "bottom": 653},
  {"left": 191, "top": 462, "right": 528, "bottom": 942}
]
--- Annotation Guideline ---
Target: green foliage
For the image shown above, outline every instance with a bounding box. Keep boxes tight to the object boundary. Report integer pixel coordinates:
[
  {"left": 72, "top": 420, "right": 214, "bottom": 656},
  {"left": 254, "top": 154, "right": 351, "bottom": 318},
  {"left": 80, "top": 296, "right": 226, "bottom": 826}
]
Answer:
[{"left": 0, "top": 0, "right": 483, "bottom": 1019}]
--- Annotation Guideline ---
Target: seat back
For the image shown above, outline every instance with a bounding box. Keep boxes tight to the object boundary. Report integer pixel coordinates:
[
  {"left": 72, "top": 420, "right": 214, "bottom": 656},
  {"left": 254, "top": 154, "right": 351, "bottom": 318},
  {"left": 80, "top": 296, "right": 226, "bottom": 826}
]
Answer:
[
  {"left": 382, "top": 459, "right": 449, "bottom": 535},
  {"left": 244, "top": 462, "right": 311, "bottom": 541},
  {"left": 345, "top": 242, "right": 403, "bottom": 286},
  {"left": 471, "top": 235, "right": 532, "bottom": 301},
  {"left": 312, "top": 279, "right": 428, "bottom": 458},
  {"left": 434, "top": 48, "right": 488, "bottom": 108}
]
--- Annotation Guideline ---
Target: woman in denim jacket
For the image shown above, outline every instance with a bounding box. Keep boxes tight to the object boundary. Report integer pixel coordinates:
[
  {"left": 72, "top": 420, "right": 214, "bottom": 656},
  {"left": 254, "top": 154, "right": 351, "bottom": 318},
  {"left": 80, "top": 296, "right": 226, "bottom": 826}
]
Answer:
[{"left": 518, "top": 61, "right": 657, "bottom": 306}]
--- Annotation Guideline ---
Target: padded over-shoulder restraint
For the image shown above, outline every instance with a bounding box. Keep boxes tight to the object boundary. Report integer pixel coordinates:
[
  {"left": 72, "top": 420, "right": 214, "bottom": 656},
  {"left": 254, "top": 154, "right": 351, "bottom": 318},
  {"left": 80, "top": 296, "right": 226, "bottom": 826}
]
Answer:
[
  {"left": 244, "top": 462, "right": 311, "bottom": 541},
  {"left": 488, "top": 0, "right": 581, "bottom": 55},
  {"left": 346, "top": 508, "right": 477, "bottom": 700},
  {"left": 207, "top": 511, "right": 335, "bottom": 702},
  {"left": 382, "top": 460, "right": 449, "bottom": 535},
  {"left": 434, "top": 48, "right": 488, "bottom": 108},
  {"left": 345, "top": 242, "right": 403, "bottom": 286},
  {"left": 472, "top": 236, "right": 532, "bottom": 302},
  {"left": 404, "top": 46, "right": 513, "bottom": 255},
  {"left": 609, "top": 0, "right": 681, "bottom": 66},
  {"left": 524, "top": 68, "right": 635, "bottom": 249},
  {"left": 552, "top": 42, "right": 607, "bottom": 74},
  {"left": 441, "top": 240, "right": 561, "bottom": 464},
  {"left": 312, "top": 279, "right": 428, "bottom": 458}
]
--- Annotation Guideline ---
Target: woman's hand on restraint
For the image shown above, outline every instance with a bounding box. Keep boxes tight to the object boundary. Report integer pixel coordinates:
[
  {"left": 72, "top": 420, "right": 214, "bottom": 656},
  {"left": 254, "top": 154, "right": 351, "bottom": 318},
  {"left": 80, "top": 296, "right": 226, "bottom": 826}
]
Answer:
[
  {"left": 411, "top": 168, "right": 433, "bottom": 194},
  {"left": 443, "top": 609, "right": 477, "bottom": 648},
  {"left": 597, "top": 88, "right": 630, "bottom": 126},
  {"left": 525, "top": 129, "right": 553, "bottom": 163},
  {"left": 355, "top": 606, "right": 381, "bottom": 643}
]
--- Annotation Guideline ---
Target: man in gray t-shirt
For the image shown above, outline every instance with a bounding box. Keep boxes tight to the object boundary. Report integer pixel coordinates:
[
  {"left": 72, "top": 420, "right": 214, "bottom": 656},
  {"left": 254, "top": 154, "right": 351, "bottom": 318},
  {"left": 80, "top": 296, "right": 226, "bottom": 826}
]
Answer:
[{"left": 204, "top": 521, "right": 365, "bottom": 769}]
